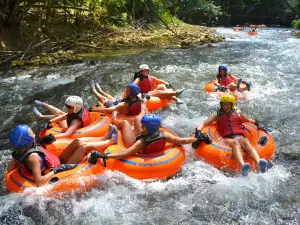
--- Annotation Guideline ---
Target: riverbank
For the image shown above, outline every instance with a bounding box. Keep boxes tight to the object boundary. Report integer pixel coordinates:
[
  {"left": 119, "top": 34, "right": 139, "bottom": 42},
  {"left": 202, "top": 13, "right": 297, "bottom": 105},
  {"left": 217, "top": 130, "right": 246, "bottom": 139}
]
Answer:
[
  {"left": 76, "top": 26, "right": 224, "bottom": 50},
  {"left": 291, "top": 31, "right": 300, "bottom": 37},
  {"left": 0, "top": 25, "right": 224, "bottom": 70}
]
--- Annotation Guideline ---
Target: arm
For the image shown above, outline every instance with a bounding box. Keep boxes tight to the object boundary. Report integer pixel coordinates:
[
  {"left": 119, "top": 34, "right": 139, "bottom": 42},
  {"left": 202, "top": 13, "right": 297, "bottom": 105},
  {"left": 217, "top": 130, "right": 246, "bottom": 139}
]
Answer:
[
  {"left": 214, "top": 77, "right": 221, "bottom": 86},
  {"left": 237, "top": 110, "right": 256, "bottom": 123},
  {"left": 93, "top": 106, "right": 117, "bottom": 114},
  {"left": 151, "top": 76, "right": 169, "bottom": 85},
  {"left": 134, "top": 77, "right": 141, "bottom": 85},
  {"left": 197, "top": 113, "right": 218, "bottom": 131},
  {"left": 7, "top": 159, "right": 17, "bottom": 172},
  {"left": 231, "top": 74, "right": 239, "bottom": 80},
  {"left": 92, "top": 103, "right": 127, "bottom": 114},
  {"left": 50, "top": 113, "right": 67, "bottom": 123},
  {"left": 26, "top": 153, "right": 55, "bottom": 187},
  {"left": 107, "top": 140, "right": 145, "bottom": 159},
  {"left": 164, "top": 132, "right": 197, "bottom": 145},
  {"left": 54, "top": 119, "right": 82, "bottom": 139}
]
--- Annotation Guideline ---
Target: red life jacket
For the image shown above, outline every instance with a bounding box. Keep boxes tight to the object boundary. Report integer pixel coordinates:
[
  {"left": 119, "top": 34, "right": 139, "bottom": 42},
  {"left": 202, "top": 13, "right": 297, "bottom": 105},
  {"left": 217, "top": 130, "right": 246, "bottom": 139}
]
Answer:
[
  {"left": 121, "top": 96, "right": 142, "bottom": 116},
  {"left": 136, "top": 130, "right": 166, "bottom": 153},
  {"left": 66, "top": 105, "right": 90, "bottom": 127},
  {"left": 217, "top": 109, "right": 244, "bottom": 138},
  {"left": 12, "top": 146, "right": 61, "bottom": 173},
  {"left": 217, "top": 74, "right": 234, "bottom": 87},
  {"left": 136, "top": 73, "right": 154, "bottom": 94}
]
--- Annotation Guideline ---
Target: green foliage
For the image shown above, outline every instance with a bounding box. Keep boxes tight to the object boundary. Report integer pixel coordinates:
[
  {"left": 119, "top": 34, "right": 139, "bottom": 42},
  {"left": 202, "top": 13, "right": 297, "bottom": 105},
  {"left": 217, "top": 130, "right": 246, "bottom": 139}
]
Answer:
[
  {"left": 175, "top": 0, "right": 222, "bottom": 25},
  {"left": 172, "top": 16, "right": 185, "bottom": 26},
  {"left": 2, "top": 0, "right": 300, "bottom": 33},
  {"left": 103, "top": 0, "right": 128, "bottom": 26},
  {"left": 292, "top": 19, "right": 300, "bottom": 28},
  {"left": 161, "top": 11, "right": 172, "bottom": 24}
]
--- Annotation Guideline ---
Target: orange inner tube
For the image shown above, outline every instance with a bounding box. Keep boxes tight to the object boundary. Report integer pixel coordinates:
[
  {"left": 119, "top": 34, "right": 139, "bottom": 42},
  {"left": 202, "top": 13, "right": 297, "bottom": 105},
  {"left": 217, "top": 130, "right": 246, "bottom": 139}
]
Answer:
[
  {"left": 39, "top": 112, "right": 111, "bottom": 139},
  {"left": 5, "top": 139, "right": 105, "bottom": 196},
  {"left": 248, "top": 31, "right": 258, "bottom": 36},
  {"left": 194, "top": 122, "right": 276, "bottom": 172},
  {"left": 99, "top": 127, "right": 186, "bottom": 180}
]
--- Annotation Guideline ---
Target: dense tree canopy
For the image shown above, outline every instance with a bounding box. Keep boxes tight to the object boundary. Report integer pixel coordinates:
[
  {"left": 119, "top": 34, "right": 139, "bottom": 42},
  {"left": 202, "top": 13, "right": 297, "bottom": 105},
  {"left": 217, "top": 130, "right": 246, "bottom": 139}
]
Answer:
[{"left": 1, "top": 0, "right": 300, "bottom": 34}]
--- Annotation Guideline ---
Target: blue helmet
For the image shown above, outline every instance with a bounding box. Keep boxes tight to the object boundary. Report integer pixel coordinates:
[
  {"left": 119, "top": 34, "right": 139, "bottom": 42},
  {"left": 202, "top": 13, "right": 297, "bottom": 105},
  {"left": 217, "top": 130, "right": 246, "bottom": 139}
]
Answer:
[
  {"left": 141, "top": 114, "right": 161, "bottom": 135},
  {"left": 128, "top": 83, "right": 141, "bottom": 97},
  {"left": 9, "top": 124, "right": 34, "bottom": 148},
  {"left": 218, "top": 65, "right": 228, "bottom": 71}
]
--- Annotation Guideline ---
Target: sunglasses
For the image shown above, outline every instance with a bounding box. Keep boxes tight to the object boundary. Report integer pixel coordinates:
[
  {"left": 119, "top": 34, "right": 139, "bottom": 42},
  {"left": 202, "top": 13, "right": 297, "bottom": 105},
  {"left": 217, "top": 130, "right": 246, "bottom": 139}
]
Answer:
[{"left": 65, "top": 105, "right": 73, "bottom": 109}]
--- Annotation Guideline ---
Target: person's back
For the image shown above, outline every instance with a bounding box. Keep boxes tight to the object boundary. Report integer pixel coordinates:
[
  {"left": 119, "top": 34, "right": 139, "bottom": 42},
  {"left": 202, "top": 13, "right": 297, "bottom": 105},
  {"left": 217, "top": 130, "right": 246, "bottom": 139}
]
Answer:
[
  {"left": 8, "top": 124, "right": 76, "bottom": 186},
  {"left": 136, "top": 115, "right": 166, "bottom": 154},
  {"left": 91, "top": 83, "right": 142, "bottom": 116},
  {"left": 88, "top": 113, "right": 199, "bottom": 162},
  {"left": 119, "top": 83, "right": 142, "bottom": 116}
]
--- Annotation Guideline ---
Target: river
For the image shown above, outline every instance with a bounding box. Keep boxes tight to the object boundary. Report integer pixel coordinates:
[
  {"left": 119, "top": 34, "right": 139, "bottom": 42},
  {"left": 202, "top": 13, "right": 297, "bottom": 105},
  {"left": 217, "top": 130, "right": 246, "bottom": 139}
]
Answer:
[{"left": 0, "top": 27, "right": 299, "bottom": 224}]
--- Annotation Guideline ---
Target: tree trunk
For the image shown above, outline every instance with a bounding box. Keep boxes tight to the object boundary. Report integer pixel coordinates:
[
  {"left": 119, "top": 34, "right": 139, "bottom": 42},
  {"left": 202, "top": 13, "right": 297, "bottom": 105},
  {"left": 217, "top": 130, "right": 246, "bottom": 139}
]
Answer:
[{"left": 6, "top": 0, "right": 20, "bottom": 25}]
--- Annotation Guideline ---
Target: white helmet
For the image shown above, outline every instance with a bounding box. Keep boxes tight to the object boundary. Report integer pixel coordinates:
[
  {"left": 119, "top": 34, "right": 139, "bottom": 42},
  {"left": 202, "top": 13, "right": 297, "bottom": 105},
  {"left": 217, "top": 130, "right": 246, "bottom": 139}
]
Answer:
[
  {"left": 139, "top": 64, "right": 149, "bottom": 71},
  {"left": 65, "top": 96, "right": 83, "bottom": 113}
]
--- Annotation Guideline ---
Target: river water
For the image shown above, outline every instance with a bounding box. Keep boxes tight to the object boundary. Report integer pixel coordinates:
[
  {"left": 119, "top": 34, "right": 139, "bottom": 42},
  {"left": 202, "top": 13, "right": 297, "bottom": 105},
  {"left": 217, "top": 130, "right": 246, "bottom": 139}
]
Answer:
[{"left": 0, "top": 28, "right": 299, "bottom": 224}]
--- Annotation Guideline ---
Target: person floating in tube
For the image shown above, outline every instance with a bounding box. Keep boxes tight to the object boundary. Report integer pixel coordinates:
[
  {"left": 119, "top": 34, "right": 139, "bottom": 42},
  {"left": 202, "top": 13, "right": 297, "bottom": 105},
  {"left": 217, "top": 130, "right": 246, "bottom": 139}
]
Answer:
[
  {"left": 89, "top": 82, "right": 144, "bottom": 116},
  {"left": 195, "top": 94, "right": 269, "bottom": 176},
  {"left": 88, "top": 112, "right": 200, "bottom": 163},
  {"left": 7, "top": 125, "right": 77, "bottom": 186},
  {"left": 32, "top": 96, "right": 90, "bottom": 142},
  {"left": 214, "top": 65, "right": 251, "bottom": 92},
  {"left": 7, "top": 123, "right": 119, "bottom": 185},
  {"left": 133, "top": 64, "right": 185, "bottom": 104}
]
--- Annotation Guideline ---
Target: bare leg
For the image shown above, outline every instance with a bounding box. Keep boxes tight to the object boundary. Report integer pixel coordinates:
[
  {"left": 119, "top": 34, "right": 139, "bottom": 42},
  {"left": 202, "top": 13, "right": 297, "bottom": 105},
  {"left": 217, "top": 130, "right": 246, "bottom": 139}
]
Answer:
[
  {"left": 91, "top": 88, "right": 109, "bottom": 104},
  {"left": 95, "top": 83, "right": 115, "bottom": 100},
  {"left": 156, "top": 85, "right": 184, "bottom": 96},
  {"left": 227, "top": 84, "right": 248, "bottom": 92},
  {"left": 239, "top": 138, "right": 260, "bottom": 164},
  {"left": 228, "top": 79, "right": 251, "bottom": 92},
  {"left": 90, "top": 80, "right": 110, "bottom": 103},
  {"left": 93, "top": 89, "right": 110, "bottom": 104},
  {"left": 111, "top": 116, "right": 136, "bottom": 148},
  {"left": 66, "top": 139, "right": 112, "bottom": 164},
  {"left": 133, "top": 104, "right": 147, "bottom": 136},
  {"left": 59, "top": 139, "right": 81, "bottom": 163},
  {"left": 59, "top": 136, "right": 107, "bottom": 163},
  {"left": 148, "top": 87, "right": 184, "bottom": 103},
  {"left": 148, "top": 89, "right": 176, "bottom": 98},
  {"left": 33, "top": 102, "right": 67, "bottom": 128},
  {"left": 223, "top": 138, "right": 244, "bottom": 167},
  {"left": 40, "top": 102, "right": 65, "bottom": 115},
  {"left": 156, "top": 84, "right": 168, "bottom": 91},
  {"left": 33, "top": 107, "right": 58, "bottom": 120}
]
